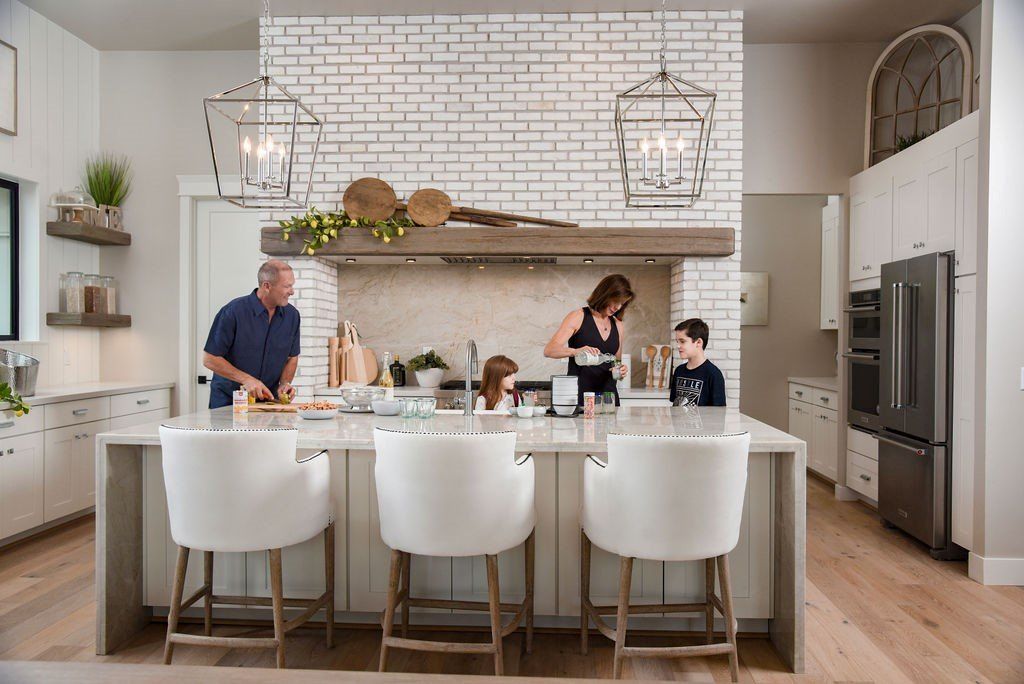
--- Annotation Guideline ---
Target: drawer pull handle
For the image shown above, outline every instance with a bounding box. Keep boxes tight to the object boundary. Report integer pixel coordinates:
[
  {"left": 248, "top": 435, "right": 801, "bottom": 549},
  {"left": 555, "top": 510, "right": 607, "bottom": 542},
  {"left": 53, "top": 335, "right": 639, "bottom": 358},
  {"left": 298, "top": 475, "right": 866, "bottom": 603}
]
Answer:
[
  {"left": 0, "top": 420, "right": 14, "bottom": 429},
  {"left": 859, "top": 473, "right": 872, "bottom": 482},
  {"left": 795, "top": 390, "right": 803, "bottom": 396},
  {"left": 136, "top": 399, "right": 150, "bottom": 405},
  {"left": 820, "top": 396, "right": 829, "bottom": 402},
  {"left": 72, "top": 408, "right": 89, "bottom": 416}
]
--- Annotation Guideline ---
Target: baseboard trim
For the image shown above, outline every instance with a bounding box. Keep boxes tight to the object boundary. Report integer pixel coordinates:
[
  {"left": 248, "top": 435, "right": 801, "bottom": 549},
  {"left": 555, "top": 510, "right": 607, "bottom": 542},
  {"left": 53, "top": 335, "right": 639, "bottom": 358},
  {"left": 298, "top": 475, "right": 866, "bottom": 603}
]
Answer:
[
  {"left": 834, "top": 485, "right": 859, "bottom": 501},
  {"left": 968, "top": 552, "right": 1024, "bottom": 585}
]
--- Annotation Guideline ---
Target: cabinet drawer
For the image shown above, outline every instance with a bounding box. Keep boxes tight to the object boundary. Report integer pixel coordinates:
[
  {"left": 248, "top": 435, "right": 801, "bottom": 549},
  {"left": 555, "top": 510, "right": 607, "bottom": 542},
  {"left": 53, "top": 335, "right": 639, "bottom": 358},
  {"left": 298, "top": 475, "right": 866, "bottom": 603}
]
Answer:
[
  {"left": 788, "top": 384, "right": 813, "bottom": 402},
  {"left": 110, "top": 389, "right": 171, "bottom": 417},
  {"left": 0, "top": 406, "right": 44, "bottom": 439},
  {"left": 847, "top": 450, "right": 878, "bottom": 500},
  {"left": 811, "top": 389, "right": 837, "bottom": 410},
  {"left": 847, "top": 427, "right": 878, "bottom": 461},
  {"left": 109, "top": 408, "right": 170, "bottom": 431},
  {"left": 45, "top": 397, "right": 111, "bottom": 430}
]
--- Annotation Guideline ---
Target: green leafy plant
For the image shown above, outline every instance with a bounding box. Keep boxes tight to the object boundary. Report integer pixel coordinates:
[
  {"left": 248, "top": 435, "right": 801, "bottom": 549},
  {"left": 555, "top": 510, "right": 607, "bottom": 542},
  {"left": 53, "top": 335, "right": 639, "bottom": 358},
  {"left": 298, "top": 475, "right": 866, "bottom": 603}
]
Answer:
[
  {"left": 83, "top": 153, "right": 133, "bottom": 207},
  {"left": 895, "top": 131, "right": 931, "bottom": 153},
  {"left": 0, "top": 382, "right": 30, "bottom": 417},
  {"left": 279, "top": 207, "right": 415, "bottom": 256},
  {"left": 406, "top": 350, "right": 450, "bottom": 372}
]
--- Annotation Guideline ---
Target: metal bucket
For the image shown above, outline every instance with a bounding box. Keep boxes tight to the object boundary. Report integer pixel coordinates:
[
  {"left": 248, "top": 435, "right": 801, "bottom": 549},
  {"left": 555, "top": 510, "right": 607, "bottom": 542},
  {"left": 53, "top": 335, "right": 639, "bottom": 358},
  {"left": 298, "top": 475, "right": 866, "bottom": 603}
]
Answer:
[{"left": 0, "top": 349, "right": 40, "bottom": 397}]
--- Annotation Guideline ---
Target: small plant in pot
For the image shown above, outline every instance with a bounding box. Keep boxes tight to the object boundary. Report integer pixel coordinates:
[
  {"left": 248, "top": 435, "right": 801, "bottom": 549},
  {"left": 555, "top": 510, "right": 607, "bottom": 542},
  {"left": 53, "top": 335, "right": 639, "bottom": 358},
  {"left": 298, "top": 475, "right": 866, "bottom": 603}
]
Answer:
[
  {"left": 83, "top": 153, "right": 133, "bottom": 230},
  {"left": 406, "top": 350, "right": 449, "bottom": 388}
]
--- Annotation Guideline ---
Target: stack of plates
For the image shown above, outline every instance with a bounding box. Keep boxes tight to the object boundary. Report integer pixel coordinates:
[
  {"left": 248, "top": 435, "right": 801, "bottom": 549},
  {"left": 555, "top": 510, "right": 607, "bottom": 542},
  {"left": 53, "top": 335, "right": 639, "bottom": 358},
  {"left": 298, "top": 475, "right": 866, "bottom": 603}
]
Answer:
[{"left": 551, "top": 374, "right": 579, "bottom": 407}]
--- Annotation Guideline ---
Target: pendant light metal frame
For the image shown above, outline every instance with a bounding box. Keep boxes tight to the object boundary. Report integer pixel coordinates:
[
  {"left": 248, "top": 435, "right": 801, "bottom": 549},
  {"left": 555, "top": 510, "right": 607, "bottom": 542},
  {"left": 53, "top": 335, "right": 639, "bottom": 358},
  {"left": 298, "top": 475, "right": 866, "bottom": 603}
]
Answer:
[
  {"left": 203, "top": 0, "right": 323, "bottom": 210},
  {"left": 615, "top": 0, "right": 717, "bottom": 208}
]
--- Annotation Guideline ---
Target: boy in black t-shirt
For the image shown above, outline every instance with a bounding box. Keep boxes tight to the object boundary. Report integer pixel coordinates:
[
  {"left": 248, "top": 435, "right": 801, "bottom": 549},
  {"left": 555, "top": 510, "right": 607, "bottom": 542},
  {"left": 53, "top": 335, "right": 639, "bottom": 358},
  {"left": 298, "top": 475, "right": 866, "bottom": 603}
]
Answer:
[{"left": 669, "top": 318, "right": 727, "bottom": 407}]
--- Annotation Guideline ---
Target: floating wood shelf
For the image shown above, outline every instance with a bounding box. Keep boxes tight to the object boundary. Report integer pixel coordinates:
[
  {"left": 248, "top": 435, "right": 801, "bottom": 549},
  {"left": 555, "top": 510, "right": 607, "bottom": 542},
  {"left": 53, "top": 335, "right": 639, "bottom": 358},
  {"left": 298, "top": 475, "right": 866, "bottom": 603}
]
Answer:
[
  {"left": 260, "top": 226, "right": 735, "bottom": 258},
  {"left": 46, "top": 221, "right": 132, "bottom": 246},
  {"left": 47, "top": 313, "right": 132, "bottom": 328}
]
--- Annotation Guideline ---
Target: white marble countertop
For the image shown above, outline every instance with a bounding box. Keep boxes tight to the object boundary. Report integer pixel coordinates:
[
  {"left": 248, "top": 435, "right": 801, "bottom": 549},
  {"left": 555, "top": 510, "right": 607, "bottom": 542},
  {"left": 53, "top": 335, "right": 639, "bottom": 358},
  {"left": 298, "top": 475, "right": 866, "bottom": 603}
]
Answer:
[
  {"left": 2, "top": 381, "right": 174, "bottom": 410},
  {"left": 98, "top": 405, "right": 804, "bottom": 454},
  {"left": 787, "top": 376, "right": 838, "bottom": 392},
  {"left": 314, "top": 385, "right": 669, "bottom": 399}
]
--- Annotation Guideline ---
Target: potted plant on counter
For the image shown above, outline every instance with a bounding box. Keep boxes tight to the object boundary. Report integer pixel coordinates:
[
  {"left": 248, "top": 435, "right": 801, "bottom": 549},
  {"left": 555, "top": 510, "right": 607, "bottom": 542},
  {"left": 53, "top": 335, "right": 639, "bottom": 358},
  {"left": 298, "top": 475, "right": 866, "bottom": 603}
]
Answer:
[
  {"left": 83, "top": 153, "right": 133, "bottom": 230},
  {"left": 406, "top": 350, "right": 449, "bottom": 388}
]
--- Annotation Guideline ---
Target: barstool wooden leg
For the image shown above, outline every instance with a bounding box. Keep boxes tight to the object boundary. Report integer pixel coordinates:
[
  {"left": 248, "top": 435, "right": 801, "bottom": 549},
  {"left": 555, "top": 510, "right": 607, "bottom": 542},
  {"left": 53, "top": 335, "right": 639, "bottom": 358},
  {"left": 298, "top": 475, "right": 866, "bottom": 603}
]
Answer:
[
  {"left": 400, "top": 552, "right": 411, "bottom": 639},
  {"left": 486, "top": 554, "right": 504, "bottom": 676},
  {"left": 163, "top": 545, "right": 189, "bottom": 665},
  {"left": 612, "top": 555, "right": 633, "bottom": 680},
  {"left": 580, "top": 529, "right": 592, "bottom": 655},
  {"left": 379, "top": 549, "right": 402, "bottom": 672},
  {"left": 203, "top": 551, "right": 213, "bottom": 637},
  {"left": 269, "top": 548, "right": 286, "bottom": 669},
  {"left": 717, "top": 554, "right": 740, "bottom": 683},
  {"left": 325, "top": 522, "right": 335, "bottom": 648},
  {"left": 525, "top": 529, "right": 535, "bottom": 655},
  {"left": 704, "top": 557, "right": 715, "bottom": 645}
]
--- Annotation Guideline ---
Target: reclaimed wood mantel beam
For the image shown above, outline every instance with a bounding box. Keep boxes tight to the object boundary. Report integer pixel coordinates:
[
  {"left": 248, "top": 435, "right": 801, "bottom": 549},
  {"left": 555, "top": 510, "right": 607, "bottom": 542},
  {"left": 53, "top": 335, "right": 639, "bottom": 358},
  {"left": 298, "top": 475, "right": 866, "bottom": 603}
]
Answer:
[{"left": 260, "top": 226, "right": 735, "bottom": 258}]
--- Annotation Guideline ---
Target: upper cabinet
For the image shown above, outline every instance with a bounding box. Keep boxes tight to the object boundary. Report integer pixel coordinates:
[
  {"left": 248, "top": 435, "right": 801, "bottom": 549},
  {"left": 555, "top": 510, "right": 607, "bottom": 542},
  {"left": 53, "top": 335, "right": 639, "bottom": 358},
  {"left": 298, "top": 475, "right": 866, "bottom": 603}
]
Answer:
[
  {"left": 820, "top": 200, "right": 839, "bottom": 330},
  {"left": 849, "top": 112, "right": 978, "bottom": 286}
]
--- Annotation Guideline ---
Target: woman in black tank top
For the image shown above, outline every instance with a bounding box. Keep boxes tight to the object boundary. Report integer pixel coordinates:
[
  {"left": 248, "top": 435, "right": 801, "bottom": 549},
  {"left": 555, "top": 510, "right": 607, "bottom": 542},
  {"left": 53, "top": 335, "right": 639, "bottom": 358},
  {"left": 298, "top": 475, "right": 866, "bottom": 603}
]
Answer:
[{"left": 544, "top": 274, "right": 635, "bottom": 406}]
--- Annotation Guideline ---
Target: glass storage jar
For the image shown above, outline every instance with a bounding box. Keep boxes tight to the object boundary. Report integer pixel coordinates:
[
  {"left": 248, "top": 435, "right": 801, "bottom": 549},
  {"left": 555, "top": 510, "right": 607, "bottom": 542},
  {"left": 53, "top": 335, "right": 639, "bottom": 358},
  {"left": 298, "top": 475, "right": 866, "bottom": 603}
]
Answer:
[
  {"left": 101, "top": 276, "right": 118, "bottom": 315},
  {"left": 84, "top": 274, "right": 106, "bottom": 314},
  {"left": 64, "top": 272, "right": 84, "bottom": 314}
]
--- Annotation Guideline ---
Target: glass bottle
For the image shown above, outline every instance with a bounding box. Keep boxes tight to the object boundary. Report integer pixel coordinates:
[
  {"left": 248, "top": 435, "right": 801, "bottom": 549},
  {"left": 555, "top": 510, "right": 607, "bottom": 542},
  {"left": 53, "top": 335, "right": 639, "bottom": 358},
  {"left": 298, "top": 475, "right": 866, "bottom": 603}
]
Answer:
[
  {"left": 574, "top": 351, "right": 619, "bottom": 366},
  {"left": 378, "top": 352, "right": 395, "bottom": 400},
  {"left": 389, "top": 354, "right": 406, "bottom": 387}
]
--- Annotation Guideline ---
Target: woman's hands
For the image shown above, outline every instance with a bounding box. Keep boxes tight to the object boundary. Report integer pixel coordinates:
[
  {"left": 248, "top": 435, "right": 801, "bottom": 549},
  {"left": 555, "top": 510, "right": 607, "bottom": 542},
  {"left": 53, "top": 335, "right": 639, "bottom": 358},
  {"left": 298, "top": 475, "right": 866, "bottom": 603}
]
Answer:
[{"left": 616, "top": 363, "right": 629, "bottom": 379}]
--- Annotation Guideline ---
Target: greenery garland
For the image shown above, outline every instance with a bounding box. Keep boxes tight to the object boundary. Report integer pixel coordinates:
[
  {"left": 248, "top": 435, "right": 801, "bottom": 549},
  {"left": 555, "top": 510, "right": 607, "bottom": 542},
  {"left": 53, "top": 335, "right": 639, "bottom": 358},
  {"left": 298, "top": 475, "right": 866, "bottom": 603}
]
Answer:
[{"left": 279, "top": 207, "right": 414, "bottom": 256}]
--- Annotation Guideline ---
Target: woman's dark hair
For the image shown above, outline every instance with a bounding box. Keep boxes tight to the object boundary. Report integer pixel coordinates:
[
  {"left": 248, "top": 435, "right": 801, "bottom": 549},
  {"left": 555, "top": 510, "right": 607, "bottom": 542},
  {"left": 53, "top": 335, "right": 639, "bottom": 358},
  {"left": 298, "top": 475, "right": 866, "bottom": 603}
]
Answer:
[
  {"left": 479, "top": 355, "right": 519, "bottom": 410},
  {"left": 675, "top": 318, "right": 710, "bottom": 350},
  {"left": 587, "top": 274, "right": 635, "bottom": 320}
]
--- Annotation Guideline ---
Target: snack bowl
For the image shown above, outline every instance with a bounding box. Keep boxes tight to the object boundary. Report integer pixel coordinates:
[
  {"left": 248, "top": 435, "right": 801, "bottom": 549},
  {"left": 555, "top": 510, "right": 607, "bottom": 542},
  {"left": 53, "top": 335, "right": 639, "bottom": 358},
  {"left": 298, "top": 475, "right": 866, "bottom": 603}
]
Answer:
[
  {"left": 339, "top": 386, "right": 386, "bottom": 410},
  {"left": 372, "top": 400, "right": 401, "bottom": 416},
  {"left": 297, "top": 401, "right": 338, "bottom": 420},
  {"left": 533, "top": 405, "right": 547, "bottom": 417},
  {"left": 553, "top": 404, "right": 578, "bottom": 417}
]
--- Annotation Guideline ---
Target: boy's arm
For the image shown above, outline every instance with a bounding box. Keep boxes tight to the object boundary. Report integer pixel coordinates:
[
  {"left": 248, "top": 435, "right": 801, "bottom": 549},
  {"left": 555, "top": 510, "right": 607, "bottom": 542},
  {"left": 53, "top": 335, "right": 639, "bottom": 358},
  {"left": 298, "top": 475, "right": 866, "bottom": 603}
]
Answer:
[{"left": 712, "top": 367, "right": 727, "bottom": 406}]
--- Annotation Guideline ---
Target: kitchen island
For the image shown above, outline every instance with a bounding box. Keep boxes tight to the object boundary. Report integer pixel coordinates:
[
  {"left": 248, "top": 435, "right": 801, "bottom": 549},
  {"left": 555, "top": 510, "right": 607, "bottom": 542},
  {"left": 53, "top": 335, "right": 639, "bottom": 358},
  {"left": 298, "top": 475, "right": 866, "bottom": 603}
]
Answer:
[{"left": 95, "top": 406, "right": 805, "bottom": 672}]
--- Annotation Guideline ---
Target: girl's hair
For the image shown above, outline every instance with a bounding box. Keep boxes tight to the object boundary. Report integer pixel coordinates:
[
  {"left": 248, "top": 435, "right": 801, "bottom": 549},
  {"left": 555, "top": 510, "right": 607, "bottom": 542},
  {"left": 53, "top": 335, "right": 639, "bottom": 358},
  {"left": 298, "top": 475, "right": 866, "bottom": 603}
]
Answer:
[
  {"left": 479, "top": 355, "right": 519, "bottom": 410},
  {"left": 587, "top": 274, "right": 635, "bottom": 320}
]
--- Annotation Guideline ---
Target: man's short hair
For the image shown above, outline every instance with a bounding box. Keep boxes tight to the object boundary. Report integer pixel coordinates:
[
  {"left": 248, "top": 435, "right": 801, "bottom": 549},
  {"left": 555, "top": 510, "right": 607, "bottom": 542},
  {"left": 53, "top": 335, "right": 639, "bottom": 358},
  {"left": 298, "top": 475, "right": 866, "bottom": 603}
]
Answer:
[{"left": 258, "top": 260, "right": 292, "bottom": 286}]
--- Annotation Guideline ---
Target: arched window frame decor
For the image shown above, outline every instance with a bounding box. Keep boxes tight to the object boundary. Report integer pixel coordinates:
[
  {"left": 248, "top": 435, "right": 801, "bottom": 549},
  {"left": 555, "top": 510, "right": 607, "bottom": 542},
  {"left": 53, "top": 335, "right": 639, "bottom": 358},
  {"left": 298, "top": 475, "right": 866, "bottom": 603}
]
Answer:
[{"left": 864, "top": 24, "right": 973, "bottom": 168}]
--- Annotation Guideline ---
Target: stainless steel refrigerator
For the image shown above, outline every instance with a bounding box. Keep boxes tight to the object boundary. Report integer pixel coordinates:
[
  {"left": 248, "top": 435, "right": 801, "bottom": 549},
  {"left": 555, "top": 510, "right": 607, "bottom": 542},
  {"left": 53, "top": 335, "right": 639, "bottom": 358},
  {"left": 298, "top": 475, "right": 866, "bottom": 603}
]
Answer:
[{"left": 878, "top": 252, "right": 964, "bottom": 559}]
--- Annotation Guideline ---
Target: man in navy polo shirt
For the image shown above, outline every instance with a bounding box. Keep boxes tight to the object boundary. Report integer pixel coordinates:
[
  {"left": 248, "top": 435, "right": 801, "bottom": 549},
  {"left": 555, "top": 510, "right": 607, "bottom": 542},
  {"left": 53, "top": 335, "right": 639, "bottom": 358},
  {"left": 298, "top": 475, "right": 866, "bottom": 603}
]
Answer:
[{"left": 203, "top": 260, "right": 301, "bottom": 409}]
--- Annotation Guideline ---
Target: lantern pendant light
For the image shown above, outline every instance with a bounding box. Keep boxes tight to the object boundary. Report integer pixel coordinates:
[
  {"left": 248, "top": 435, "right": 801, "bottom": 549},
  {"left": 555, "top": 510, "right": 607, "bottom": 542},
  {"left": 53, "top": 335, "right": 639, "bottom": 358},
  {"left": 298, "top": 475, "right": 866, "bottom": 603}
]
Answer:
[
  {"left": 203, "top": 0, "right": 323, "bottom": 210},
  {"left": 615, "top": 0, "right": 716, "bottom": 207}
]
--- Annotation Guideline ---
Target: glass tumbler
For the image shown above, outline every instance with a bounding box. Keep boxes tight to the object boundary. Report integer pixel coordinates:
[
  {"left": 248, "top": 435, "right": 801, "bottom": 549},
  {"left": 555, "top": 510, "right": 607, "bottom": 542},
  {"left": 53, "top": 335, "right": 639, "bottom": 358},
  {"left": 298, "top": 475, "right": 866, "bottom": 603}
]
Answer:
[
  {"left": 400, "top": 398, "right": 419, "bottom": 418},
  {"left": 417, "top": 397, "right": 437, "bottom": 419},
  {"left": 603, "top": 392, "right": 617, "bottom": 414}
]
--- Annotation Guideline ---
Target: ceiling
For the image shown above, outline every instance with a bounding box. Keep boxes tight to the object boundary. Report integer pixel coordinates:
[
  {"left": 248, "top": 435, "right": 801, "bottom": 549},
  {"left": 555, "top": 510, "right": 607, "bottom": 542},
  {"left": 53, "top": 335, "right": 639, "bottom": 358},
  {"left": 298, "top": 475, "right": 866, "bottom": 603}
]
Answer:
[{"left": 22, "top": 0, "right": 978, "bottom": 50}]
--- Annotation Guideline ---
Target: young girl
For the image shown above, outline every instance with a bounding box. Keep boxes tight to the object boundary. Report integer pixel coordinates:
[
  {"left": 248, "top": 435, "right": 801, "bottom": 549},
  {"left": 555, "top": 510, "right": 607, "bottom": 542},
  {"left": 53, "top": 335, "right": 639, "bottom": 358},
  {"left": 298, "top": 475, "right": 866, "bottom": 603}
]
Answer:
[{"left": 474, "top": 355, "right": 521, "bottom": 412}]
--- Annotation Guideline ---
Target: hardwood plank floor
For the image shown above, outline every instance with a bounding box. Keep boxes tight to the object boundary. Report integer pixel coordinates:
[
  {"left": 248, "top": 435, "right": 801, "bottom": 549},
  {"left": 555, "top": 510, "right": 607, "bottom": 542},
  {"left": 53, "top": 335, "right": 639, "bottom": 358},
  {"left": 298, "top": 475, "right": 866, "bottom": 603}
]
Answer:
[{"left": 1, "top": 476, "right": 1022, "bottom": 682}]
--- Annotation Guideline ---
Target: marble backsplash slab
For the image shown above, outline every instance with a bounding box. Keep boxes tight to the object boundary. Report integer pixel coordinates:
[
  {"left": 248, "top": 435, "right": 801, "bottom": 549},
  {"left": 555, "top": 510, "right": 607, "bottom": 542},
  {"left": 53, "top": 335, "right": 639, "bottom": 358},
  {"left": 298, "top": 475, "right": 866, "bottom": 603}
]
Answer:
[{"left": 337, "top": 265, "right": 671, "bottom": 387}]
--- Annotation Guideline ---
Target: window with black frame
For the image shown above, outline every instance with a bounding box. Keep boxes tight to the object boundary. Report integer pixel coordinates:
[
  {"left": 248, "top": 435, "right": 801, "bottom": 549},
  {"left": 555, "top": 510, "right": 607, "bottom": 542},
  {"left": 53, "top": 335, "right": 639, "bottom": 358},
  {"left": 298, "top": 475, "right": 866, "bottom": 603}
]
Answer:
[{"left": 0, "top": 178, "right": 18, "bottom": 341}]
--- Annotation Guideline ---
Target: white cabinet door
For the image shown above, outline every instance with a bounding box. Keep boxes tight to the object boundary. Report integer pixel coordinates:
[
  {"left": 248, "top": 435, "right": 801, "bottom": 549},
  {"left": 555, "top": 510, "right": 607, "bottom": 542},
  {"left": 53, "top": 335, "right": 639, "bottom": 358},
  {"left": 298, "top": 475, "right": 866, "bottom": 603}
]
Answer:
[
  {"left": 892, "top": 161, "right": 926, "bottom": 260},
  {"left": 788, "top": 398, "right": 815, "bottom": 470},
  {"left": 820, "top": 214, "right": 839, "bottom": 329},
  {"left": 922, "top": 148, "right": 956, "bottom": 254},
  {"left": 43, "top": 426, "right": 76, "bottom": 522},
  {"left": 952, "top": 276, "right": 976, "bottom": 550},
  {"left": 849, "top": 189, "right": 872, "bottom": 281},
  {"left": 73, "top": 420, "right": 108, "bottom": 512},
  {"left": 954, "top": 138, "right": 979, "bottom": 277},
  {"left": 0, "top": 432, "right": 45, "bottom": 538},
  {"left": 811, "top": 407, "right": 839, "bottom": 482},
  {"left": 868, "top": 177, "right": 892, "bottom": 275}
]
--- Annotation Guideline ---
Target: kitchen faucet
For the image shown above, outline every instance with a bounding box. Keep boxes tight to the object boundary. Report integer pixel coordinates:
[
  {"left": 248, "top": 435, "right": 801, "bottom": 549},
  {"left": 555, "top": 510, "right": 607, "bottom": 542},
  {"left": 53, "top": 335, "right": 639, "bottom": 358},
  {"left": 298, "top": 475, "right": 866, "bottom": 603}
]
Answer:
[{"left": 465, "top": 339, "right": 478, "bottom": 416}]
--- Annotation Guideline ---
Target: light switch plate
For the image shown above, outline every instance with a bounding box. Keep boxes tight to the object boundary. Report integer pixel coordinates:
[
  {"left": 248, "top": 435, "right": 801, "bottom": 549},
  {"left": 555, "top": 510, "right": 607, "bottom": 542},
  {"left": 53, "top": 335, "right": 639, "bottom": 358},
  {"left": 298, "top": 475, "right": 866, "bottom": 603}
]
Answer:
[{"left": 1020, "top": 367, "right": 1024, "bottom": 391}]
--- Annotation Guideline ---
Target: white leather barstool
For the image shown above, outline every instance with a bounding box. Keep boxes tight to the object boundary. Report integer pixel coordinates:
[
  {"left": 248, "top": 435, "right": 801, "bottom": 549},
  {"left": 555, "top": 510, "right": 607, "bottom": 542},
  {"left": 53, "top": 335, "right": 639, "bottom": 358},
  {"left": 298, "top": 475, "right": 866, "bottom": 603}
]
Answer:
[
  {"left": 373, "top": 427, "right": 536, "bottom": 675},
  {"left": 158, "top": 426, "right": 335, "bottom": 668},
  {"left": 580, "top": 432, "right": 751, "bottom": 681}
]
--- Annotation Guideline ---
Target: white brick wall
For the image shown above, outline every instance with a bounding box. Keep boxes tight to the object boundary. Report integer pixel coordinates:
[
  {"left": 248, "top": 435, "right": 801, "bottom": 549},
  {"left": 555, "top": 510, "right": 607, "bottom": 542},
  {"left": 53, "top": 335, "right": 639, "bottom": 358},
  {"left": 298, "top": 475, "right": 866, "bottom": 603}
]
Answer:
[{"left": 264, "top": 9, "right": 743, "bottom": 404}]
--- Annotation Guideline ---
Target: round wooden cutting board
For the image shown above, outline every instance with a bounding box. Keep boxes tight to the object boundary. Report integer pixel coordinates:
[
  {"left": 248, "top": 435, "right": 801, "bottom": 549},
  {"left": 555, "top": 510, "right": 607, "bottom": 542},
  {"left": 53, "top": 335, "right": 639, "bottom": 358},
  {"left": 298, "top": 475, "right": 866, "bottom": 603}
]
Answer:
[{"left": 342, "top": 178, "right": 397, "bottom": 222}]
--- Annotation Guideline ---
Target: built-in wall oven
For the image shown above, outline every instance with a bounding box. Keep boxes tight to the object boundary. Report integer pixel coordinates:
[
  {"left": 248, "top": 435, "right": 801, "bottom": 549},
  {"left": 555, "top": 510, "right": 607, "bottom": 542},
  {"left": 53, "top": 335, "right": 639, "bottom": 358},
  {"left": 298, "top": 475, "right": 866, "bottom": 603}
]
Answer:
[{"left": 844, "top": 288, "right": 882, "bottom": 431}]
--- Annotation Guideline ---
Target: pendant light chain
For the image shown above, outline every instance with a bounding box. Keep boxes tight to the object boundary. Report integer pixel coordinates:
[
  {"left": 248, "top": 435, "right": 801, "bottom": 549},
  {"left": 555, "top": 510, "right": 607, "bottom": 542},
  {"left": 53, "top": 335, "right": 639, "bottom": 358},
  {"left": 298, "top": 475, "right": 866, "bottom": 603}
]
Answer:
[
  {"left": 659, "top": 0, "right": 667, "bottom": 137},
  {"left": 261, "top": 0, "right": 272, "bottom": 75}
]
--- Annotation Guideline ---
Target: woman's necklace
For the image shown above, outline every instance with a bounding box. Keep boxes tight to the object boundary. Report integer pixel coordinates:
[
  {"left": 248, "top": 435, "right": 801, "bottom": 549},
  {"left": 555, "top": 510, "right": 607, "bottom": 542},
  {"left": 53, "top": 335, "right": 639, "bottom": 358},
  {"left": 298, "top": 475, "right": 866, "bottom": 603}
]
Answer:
[{"left": 594, "top": 313, "right": 611, "bottom": 336}]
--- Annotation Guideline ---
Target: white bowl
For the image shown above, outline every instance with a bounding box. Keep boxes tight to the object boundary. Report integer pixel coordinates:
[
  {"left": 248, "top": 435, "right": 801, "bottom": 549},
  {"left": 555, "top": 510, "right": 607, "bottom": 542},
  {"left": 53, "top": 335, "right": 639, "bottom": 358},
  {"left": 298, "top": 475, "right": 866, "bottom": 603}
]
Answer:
[
  {"left": 533, "top": 406, "right": 547, "bottom": 417},
  {"left": 297, "top": 408, "right": 336, "bottom": 420},
  {"left": 553, "top": 404, "right": 577, "bottom": 416},
  {"left": 372, "top": 400, "right": 401, "bottom": 416}
]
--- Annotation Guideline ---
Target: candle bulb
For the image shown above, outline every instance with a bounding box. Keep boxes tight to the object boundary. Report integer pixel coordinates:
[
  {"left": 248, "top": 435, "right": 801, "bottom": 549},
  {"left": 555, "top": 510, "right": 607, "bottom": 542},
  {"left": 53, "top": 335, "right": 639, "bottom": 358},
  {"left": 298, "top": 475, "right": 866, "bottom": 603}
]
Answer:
[
  {"left": 657, "top": 134, "right": 666, "bottom": 186},
  {"left": 640, "top": 138, "right": 649, "bottom": 181},
  {"left": 242, "top": 137, "right": 251, "bottom": 183},
  {"left": 676, "top": 135, "right": 684, "bottom": 180},
  {"left": 256, "top": 143, "right": 266, "bottom": 186},
  {"left": 265, "top": 140, "right": 274, "bottom": 182},
  {"left": 278, "top": 145, "right": 286, "bottom": 186}
]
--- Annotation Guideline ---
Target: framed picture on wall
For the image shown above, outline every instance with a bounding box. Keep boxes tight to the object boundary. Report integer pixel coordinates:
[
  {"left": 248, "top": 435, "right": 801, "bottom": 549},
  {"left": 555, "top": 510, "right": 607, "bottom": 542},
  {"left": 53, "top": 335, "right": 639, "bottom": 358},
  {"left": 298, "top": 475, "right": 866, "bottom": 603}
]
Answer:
[{"left": 0, "top": 39, "right": 15, "bottom": 136}]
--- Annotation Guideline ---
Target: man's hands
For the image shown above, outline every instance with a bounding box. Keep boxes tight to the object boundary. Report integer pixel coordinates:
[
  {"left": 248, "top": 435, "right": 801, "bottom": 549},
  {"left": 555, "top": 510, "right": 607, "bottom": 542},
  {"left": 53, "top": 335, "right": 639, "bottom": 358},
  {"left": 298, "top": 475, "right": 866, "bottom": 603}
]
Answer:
[
  {"left": 277, "top": 382, "right": 296, "bottom": 402},
  {"left": 242, "top": 377, "right": 274, "bottom": 402}
]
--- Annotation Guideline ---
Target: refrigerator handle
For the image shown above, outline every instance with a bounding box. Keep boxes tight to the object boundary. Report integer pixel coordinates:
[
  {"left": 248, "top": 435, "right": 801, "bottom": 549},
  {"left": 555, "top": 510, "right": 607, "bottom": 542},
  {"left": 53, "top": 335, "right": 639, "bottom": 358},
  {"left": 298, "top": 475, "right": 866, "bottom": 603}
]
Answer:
[
  {"left": 906, "top": 283, "right": 919, "bottom": 408},
  {"left": 891, "top": 282, "right": 904, "bottom": 409}
]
